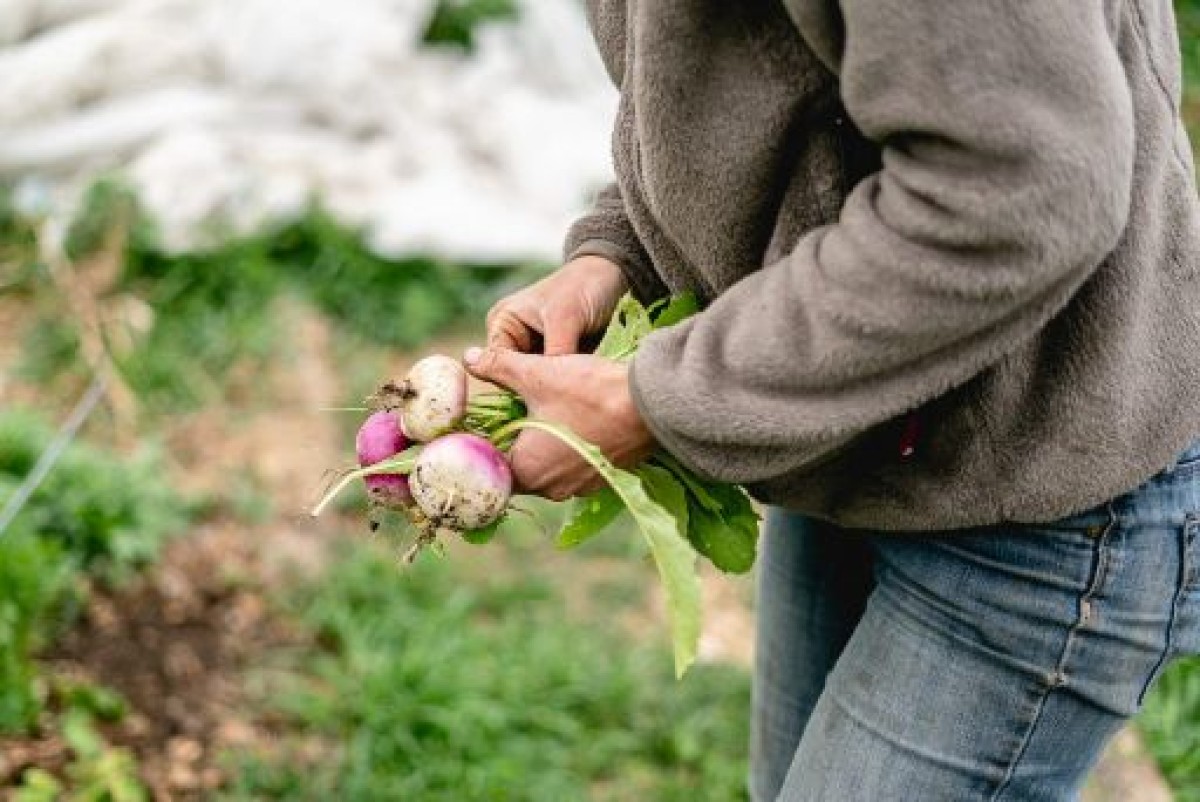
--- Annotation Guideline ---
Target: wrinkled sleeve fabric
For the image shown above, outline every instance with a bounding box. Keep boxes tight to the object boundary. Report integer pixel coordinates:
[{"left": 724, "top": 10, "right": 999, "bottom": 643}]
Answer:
[
  {"left": 630, "top": 0, "right": 1135, "bottom": 483},
  {"left": 563, "top": 182, "right": 666, "bottom": 303}
]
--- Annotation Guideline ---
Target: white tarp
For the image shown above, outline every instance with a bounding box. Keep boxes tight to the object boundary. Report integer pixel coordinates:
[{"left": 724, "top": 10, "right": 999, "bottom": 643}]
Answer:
[{"left": 0, "top": 0, "right": 616, "bottom": 260}]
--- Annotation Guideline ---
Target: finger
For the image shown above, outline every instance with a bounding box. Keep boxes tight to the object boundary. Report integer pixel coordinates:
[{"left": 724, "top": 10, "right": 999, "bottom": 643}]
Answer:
[
  {"left": 487, "top": 307, "right": 538, "bottom": 352},
  {"left": 574, "top": 474, "right": 608, "bottom": 498},
  {"left": 463, "top": 346, "right": 542, "bottom": 395},
  {"left": 539, "top": 469, "right": 603, "bottom": 502},
  {"left": 508, "top": 433, "right": 596, "bottom": 501},
  {"left": 506, "top": 431, "right": 552, "bottom": 495},
  {"left": 542, "top": 484, "right": 576, "bottom": 503},
  {"left": 541, "top": 310, "right": 585, "bottom": 357}
]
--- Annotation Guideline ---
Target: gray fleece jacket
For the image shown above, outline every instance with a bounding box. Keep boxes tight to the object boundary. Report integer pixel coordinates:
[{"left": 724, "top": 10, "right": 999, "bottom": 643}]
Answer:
[{"left": 565, "top": 0, "right": 1200, "bottom": 530}]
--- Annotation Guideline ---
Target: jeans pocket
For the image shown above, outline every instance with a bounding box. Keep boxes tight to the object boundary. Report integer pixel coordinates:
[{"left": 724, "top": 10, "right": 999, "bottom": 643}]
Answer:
[{"left": 1169, "top": 439, "right": 1200, "bottom": 478}]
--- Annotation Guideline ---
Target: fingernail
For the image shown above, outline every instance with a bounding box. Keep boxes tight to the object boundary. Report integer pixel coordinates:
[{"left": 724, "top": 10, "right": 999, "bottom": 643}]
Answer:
[{"left": 463, "top": 347, "right": 483, "bottom": 365}]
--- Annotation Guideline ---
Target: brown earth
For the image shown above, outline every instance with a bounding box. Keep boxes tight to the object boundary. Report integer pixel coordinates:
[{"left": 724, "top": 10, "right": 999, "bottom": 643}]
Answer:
[{"left": 5, "top": 522, "right": 305, "bottom": 800}]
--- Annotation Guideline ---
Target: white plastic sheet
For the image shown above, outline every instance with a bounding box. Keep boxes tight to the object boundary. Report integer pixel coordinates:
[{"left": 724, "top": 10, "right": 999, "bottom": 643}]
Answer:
[{"left": 0, "top": 0, "right": 616, "bottom": 260}]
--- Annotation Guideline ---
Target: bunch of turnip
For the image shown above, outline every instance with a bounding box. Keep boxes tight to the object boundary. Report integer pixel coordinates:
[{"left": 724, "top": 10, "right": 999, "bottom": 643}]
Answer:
[
  {"left": 313, "top": 293, "right": 760, "bottom": 677},
  {"left": 316, "top": 355, "right": 516, "bottom": 562}
]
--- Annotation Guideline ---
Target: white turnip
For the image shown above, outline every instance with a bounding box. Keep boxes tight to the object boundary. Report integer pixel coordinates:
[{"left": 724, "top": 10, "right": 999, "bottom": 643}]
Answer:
[
  {"left": 409, "top": 432, "right": 512, "bottom": 532},
  {"left": 376, "top": 355, "right": 468, "bottom": 442}
]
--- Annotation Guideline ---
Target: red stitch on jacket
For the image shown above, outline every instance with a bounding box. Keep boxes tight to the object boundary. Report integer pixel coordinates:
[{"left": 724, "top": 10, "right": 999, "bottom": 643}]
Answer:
[{"left": 899, "top": 412, "right": 921, "bottom": 459}]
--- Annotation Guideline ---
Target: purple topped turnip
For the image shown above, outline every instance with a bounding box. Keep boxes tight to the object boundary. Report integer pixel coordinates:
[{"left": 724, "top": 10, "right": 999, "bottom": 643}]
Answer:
[
  {"left": 355, "top": 411, "right": 411, "bottom": 509},
  {"left": 409, "top": 432, "right": 512, "bottom": 532}
]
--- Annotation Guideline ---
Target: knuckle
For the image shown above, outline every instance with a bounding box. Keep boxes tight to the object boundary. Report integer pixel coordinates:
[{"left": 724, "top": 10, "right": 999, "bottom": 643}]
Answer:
[
  {"left": 476, "top": 349, "right": 501, "bottom": 375},
  {"left": 490, "top": 299, "right": 526, "bottom": 325},
  {"left": 488, "top": 295, "right": 520, "bottom": 319}
]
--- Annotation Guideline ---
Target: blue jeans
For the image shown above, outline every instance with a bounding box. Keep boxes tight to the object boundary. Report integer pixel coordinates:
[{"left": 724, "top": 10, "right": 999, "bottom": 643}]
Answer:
[{"left": 751, "top": 441, "right": 1200, "bottom": 801}]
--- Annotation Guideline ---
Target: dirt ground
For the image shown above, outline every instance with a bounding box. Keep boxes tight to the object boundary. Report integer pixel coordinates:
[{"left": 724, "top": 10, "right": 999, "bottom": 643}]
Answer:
[
  {"left": 0, "top": 523, "right": 307, "bottom": 799},
  {"left": 0, "top": 302, "right": 347, "bottom": 799},
  {"left": 0, "top": 301, "right": 1177, "bottom": 801}
]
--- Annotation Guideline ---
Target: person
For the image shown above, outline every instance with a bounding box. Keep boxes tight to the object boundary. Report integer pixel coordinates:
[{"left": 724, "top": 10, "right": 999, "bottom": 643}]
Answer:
[{"left": 462, "top": 1, "right": 1200, "bottom": 799}]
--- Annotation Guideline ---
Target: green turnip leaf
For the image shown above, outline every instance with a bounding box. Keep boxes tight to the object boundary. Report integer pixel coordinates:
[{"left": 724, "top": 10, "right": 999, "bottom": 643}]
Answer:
[
  {"left": 497, "top": 419, "right": 702, "bottom": 678},
  {"left": 557, "top": 487, "right": 625, "bottom": 549},
  {"left": 648, "top": 292, "right": 699, "bottom": 330}
]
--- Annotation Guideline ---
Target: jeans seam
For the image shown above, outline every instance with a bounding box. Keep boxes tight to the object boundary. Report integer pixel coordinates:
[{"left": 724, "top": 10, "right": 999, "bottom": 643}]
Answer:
[
  {"left": 987, "top": 505, "right": 1117, "bottom": 801},
  {"left": 1135, "top": 515, "right": 1194, "bottom": 705}
]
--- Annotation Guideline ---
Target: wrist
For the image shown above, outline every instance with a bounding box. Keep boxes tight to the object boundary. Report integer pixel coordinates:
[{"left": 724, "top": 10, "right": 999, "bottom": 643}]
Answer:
[
  {"left": 563, "top": 247, "right": 629, "bottom": 291},
  {"left": 610, "top": 362, "right": 655, "bottom": 461},
  {"left": 564, "top": 254, "right": 627, "bottom": 287}
]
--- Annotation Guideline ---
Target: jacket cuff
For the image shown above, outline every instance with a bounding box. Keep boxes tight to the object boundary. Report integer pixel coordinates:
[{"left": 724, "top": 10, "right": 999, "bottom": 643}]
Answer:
[
  {"left": 564, "top": 238, "right": 660, "bottom": 303},
  {"left": 627, "top": 330, "right": 721, "bottom": 482}
]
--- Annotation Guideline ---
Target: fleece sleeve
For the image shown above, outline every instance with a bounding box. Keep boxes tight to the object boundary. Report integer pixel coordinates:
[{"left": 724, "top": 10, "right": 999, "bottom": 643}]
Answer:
[
  {"left": 563, "top": 181, "right": 667, "bottom": 303},
  {"left": 629, "top": 0, "right": 1135, "bottom": 483}
]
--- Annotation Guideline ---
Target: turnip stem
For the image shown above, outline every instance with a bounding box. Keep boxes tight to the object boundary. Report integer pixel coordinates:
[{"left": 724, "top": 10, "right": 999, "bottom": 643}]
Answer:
[{"left": 311, "top": 454, "right": 418, "bottom": 517}]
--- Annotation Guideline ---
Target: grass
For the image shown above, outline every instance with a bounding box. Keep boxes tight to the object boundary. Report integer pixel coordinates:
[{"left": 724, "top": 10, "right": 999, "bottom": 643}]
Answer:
[
  {"left": 1180, "top": 0, "right": 1200, "bottom": 126},
  {"left": 14, "top": 682, "right": 149, "bottom": 802},
  {"left": 221, "top": 545, "right": 751, "bottom": 802},
  {"left": 1140, "top": 657, "right": 1200, "bottom": 801},
  {"left": 0, "top": 408, "right": 187, "bottom": 733}
]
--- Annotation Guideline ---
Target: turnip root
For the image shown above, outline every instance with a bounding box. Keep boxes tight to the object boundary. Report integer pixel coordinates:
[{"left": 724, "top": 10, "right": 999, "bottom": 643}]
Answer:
[
  {"left": 355, "top": 411, "right": 411, "bottom": 509},
  {"left": 375, "top": 355, "right": 468, "bottom": 442},
  {"left": 410, "top": 432, "right": 512, "bottom": 532}
]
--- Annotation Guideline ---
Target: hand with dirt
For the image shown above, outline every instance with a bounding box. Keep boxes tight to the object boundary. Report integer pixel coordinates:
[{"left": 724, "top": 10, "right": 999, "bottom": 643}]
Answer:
[{"left": 486, "top": 255, "right": 628, "bottom": 356}]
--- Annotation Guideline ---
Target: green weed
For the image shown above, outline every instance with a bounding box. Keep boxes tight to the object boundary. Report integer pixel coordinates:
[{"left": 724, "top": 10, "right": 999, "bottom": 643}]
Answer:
[
  {"left": 423, "top": 0, "right": 519, "bottom": 50},
  {"left": 1140, "top": 657, "right": 1200, "bottom": 802},
  {"left": 0, "top": 409, "right": 186, "bottom": 732},
  {"left": 222, "top": 546, "right": 751, "bottom": 802},
  {"left": 14, "top": 683, "right": 147, "bottom": 802}
]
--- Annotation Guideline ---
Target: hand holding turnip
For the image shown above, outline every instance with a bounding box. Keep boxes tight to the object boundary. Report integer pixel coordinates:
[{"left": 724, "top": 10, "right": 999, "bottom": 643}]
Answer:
[
  {"left": 463, "top": 347, "right": 654, "bottom": 501},
  {"left": 313, "top": 292, "right": 760, "bottom": 677},
  {"left": 486, "top": 255, "right": 629, "bottom": 355}
]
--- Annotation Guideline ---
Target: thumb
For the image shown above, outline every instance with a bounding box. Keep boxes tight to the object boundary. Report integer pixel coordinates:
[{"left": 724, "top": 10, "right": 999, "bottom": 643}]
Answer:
[{"left": 463, "top": 346, "right": 540, "bottom": 394}]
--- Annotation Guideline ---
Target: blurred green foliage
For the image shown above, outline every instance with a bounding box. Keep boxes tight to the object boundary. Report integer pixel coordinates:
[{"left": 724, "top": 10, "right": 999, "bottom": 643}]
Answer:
[
  {"left": 1180, "top": 0, "right": 1200, "bottom": 141},
  {"left": 0, "top": 187, "right": 39, "bottom": 290},
  {"left": 1141, "top": 657, "right": 1200, "bottom": 801},
  {"left": 5, "top": 179, "right": 545, "bottom": 411},
  {"left": 15, "top": 683, "right": 147, "bottom": 802},
  {"left": 1180, "top": 0, "right": 1200, "bottom": 91},
  {"left": 423, "top": 0, "right": 518, "bottom": 50},
  {"left": 222, "top": 548, "right": 751, "bottom": 802},
  {"left": 0, "top": 409, "right": 186, "bottom": 732}
]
